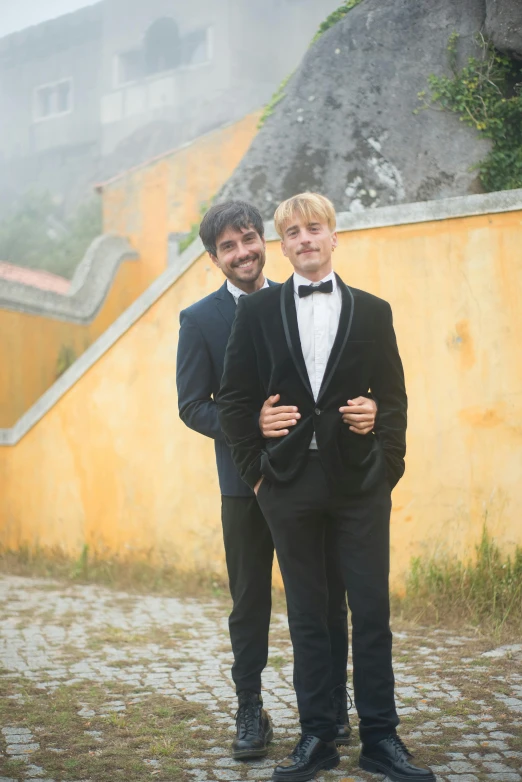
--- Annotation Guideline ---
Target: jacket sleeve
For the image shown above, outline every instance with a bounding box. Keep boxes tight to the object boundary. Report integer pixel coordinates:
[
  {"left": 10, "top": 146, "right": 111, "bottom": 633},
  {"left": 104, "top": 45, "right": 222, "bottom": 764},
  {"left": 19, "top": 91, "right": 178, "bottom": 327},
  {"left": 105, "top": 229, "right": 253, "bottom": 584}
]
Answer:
[
  {"left": 216, "top": 297, "right": 265, "bottom": 489},
  {"left": 176, "top": 309, "right": 225, "bottom": 442},
  {"left": 370, "top": 301, "right": 407, "bottom": 488}
]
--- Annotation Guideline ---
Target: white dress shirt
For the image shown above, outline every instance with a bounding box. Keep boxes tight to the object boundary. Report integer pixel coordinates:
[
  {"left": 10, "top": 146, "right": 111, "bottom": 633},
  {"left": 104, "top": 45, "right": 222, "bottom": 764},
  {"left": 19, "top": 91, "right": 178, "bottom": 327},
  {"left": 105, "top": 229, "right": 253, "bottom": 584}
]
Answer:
[
  {"left": 294, "top": 270, "right": 342, "bottom": 449},
  {"left": 227, "top": 277, "right": 269, "bottom": 304}
]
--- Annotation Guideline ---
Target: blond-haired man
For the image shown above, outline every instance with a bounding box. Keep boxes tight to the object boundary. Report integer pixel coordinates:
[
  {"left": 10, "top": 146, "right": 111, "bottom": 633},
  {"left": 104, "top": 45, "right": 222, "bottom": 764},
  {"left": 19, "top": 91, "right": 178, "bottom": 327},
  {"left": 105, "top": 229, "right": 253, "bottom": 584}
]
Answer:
[{"left": 217, "top": 193, "right": 434, "bottom": 781}]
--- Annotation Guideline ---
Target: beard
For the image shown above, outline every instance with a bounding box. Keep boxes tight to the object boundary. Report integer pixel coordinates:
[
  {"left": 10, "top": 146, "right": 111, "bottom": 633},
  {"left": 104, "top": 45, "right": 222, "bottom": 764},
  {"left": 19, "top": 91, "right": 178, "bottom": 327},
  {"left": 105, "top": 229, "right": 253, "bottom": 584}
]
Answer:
[{"left": 229, "top": 253, "right": 265, "bottom": 284}]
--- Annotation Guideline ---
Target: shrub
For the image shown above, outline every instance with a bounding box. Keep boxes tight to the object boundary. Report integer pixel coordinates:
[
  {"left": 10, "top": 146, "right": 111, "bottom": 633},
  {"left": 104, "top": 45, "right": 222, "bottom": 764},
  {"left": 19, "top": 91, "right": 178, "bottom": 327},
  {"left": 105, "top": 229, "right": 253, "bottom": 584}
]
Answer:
[
  {"left": 418, "top": 32, "right": 522, "bottom": 192},
  {"left": 0, "top": 191, "right": 103, "bottom": 279},
  {"left": 403, "top": 524, "right": 522, "bottom": 635}
]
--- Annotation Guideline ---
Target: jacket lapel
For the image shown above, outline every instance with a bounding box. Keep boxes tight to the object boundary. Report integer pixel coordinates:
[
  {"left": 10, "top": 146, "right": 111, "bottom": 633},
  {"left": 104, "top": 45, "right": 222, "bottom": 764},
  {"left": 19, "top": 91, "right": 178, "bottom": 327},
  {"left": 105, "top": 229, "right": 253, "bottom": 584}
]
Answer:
[
  {"left": 317, "top": 275, "right": 355, "bottom": 403},
  {"left": 280, "top": 277, "right": 314, "bottom": 398},
  {"left": 215, "top": 279, "right": 279, "bottom": 329},
  {"left": 214, "top": 281, "right": 236, "bottom": 329}
]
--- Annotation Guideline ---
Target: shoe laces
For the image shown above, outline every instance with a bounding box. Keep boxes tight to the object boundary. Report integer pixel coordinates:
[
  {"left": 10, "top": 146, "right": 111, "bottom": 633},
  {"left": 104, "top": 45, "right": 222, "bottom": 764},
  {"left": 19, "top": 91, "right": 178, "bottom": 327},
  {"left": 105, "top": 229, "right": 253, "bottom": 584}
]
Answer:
[
  {"left": 293, "top": 734, "right": 316, "bottom": 759},
  {"left": 235, "top": 698, "right": 260, "bottom": 738},
  {"left": 388, "top": 734, "right": 413, "bottom": 759},
  {"left": 332, "top": 685, "right": 353, "bottom": 715}
]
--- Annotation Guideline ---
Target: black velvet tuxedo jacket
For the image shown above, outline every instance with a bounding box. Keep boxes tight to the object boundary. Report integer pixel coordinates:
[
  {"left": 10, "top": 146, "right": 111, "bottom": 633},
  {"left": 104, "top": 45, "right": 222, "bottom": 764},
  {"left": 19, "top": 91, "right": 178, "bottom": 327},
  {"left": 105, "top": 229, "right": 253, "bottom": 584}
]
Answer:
[{"left": 217, "top": 273, "right": 407, "bottom": 496}]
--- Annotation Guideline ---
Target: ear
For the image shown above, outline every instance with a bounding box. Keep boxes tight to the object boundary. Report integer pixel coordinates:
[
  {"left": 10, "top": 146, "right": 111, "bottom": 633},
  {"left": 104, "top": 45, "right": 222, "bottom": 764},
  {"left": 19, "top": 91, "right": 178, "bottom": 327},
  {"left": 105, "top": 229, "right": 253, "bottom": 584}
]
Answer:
[
  {"left": 209, "top": 252, "right": 220, "bottom": 268},
  {"left": 331, "top": 231, "right": 338, "bottom": 250},
  {"left": 280, "top": 240, "right": 288, "bottom": 258}
]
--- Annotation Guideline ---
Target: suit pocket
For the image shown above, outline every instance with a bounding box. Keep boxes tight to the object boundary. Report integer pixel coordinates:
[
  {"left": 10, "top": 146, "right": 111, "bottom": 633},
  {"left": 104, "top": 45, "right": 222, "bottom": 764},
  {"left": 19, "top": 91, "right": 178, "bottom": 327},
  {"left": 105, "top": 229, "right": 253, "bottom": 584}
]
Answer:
[{"left": 338, "top": 426, "right": 377, "bottom": 468}]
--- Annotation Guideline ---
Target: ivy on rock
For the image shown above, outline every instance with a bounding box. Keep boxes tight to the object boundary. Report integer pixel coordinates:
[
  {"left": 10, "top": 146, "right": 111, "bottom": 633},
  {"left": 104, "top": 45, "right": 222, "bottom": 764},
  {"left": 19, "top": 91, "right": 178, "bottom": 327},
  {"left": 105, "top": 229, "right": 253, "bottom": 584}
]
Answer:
[
  {"left": 418, "top": 32, "right": 522, "bottom": 192},
  {"left": 258, "top": 0, "right": 364, "bottom": 129}
]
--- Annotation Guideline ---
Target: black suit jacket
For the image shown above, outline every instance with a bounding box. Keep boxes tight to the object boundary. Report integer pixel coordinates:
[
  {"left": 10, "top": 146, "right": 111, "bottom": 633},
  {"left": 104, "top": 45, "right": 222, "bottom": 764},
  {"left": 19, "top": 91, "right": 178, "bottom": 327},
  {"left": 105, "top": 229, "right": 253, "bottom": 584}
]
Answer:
[
  {"left": 217, "top": 274, "right": 407, "bottom": 495},
  {"left": 176, "top": 280, "right": 278, "bottom": 497}
]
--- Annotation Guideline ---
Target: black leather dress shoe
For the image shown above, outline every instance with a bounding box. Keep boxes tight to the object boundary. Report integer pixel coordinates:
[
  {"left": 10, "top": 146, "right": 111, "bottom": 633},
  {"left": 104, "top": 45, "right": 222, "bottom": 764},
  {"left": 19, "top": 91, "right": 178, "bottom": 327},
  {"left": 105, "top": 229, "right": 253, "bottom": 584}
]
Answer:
[
  {"left": 272, "top": 734, "right": 339, "bottom": 781},
  {"left": 232, "top": 690, "right": 273, "bottom": 760},
  {"left": 332, "top": 685, "right": 351, "bottom": 745},
  {"left": 359, "top": 734, "right": 435, "bottom": 781}
]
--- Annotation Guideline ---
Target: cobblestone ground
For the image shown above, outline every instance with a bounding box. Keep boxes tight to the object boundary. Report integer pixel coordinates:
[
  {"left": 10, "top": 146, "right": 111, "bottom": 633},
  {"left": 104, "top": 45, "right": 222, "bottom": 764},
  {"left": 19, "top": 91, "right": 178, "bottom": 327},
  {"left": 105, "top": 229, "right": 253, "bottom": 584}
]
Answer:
[{"left": 0, "top": 575, "right": 521, "bottom": 782}]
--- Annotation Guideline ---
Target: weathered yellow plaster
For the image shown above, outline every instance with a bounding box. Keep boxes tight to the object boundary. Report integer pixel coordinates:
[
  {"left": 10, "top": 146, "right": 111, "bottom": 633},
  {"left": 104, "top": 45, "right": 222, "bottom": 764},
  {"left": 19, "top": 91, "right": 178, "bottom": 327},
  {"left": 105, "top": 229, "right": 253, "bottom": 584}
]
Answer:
[
  {"left": 1, "top": 209, "right": 521, "bottom": 590},
  {"left": 0, "top": 112, "right": 261, "bottom": 427}
]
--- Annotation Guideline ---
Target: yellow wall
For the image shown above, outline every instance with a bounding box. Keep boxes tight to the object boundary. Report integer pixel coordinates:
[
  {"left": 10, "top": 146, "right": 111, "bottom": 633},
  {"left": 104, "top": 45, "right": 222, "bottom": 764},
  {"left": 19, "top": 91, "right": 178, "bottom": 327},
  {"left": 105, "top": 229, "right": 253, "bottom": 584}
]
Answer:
[
  {"left": 1, "top": 209, "right": 521, "bottom": 589},
  {"left": 101, "top": 111, "right": 262, "bottom": 280},
  {"left": 0, "top": 113, "right": 260, "bottom": 428},
  {"left": 0, "top": 259, "right": 143, "bottom": 428}
]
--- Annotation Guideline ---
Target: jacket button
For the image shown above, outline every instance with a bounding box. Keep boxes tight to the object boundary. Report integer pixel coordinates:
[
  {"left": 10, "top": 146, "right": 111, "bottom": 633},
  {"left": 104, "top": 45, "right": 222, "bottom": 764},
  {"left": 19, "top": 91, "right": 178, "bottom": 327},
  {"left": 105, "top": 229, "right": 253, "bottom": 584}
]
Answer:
[{"left": 314, "top": 408, "right": 321, "bottom": 416}]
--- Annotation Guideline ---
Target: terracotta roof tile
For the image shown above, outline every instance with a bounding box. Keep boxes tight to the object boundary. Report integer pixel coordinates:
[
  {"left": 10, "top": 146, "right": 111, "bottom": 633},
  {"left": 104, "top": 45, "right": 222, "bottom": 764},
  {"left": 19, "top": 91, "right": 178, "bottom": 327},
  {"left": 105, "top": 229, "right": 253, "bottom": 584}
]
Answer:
[{"left": 0, "top": 262, "right": 70, "bottom": 295}]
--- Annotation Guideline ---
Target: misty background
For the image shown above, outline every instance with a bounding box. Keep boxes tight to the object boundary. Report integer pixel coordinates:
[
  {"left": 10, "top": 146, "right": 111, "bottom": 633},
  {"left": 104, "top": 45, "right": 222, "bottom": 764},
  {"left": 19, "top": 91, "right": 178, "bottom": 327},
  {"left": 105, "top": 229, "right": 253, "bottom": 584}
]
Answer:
[
  {"left": 0, "top": 0, "right": 100, "bottom": 37},
  {"left": 0, "top": 0, "right": 340, "bottom": 278}
]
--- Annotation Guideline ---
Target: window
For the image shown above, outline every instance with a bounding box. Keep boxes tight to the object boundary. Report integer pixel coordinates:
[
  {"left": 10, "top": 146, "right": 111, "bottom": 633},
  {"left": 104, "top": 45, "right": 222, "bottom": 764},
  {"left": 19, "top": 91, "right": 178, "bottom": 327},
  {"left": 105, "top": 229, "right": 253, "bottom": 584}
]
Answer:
[
  {"left": 114, "top": 18, "right": 212, "bottom": 86},
  {"left": 117, "top": 49, "right": 143, "bottom": 86},
  {"left": 182, "top": 28, "right": 212, "bottom": 67},
  {"left": 144, "top": 17, "right": 181, "bottom": 75},
  {"left": 34, "top": 79, "right": 73, "bottom": 121}
]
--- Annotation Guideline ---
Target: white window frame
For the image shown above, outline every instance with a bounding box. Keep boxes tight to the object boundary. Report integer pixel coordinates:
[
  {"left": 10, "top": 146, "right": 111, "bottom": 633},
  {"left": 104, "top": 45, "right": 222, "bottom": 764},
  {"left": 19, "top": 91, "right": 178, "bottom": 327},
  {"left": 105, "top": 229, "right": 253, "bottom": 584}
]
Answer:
[
  {"left": 182, "top": 26, "right": 214, "bottom": 71},
  {"left": 33, "top": 78, "right": 74, "bottom": 122},
  {"left": 113, "top": 51, "right": 143, "bottom": 88},
  {"left": 112, "top": 25, "right": 214, "bottom": 89}
]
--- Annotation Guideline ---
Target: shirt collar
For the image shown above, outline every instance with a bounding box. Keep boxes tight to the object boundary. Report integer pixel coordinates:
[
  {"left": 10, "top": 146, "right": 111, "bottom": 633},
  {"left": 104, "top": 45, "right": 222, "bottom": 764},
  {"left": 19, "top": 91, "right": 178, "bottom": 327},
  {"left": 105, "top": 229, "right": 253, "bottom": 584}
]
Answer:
[
  {"left": 227, "top": 277, "right": 269, "bottom": 301},
  {"left": 293, "top": 270, "right": 336, "bottom": 295}
]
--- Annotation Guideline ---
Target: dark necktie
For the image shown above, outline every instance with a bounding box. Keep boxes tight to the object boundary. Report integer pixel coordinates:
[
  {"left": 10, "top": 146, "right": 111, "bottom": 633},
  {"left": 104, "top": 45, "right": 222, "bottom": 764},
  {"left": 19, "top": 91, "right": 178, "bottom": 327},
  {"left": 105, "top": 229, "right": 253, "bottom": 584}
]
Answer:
[{"left": 298, "top": 279, "right": 333, "bottom": 298}]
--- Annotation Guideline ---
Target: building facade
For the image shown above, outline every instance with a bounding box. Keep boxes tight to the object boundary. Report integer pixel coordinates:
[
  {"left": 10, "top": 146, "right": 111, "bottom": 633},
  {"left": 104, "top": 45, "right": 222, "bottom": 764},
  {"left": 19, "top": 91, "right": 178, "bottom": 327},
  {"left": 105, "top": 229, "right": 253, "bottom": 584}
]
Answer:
[{"left": 0, "top": 0, "right": 339, "bottom": 212}]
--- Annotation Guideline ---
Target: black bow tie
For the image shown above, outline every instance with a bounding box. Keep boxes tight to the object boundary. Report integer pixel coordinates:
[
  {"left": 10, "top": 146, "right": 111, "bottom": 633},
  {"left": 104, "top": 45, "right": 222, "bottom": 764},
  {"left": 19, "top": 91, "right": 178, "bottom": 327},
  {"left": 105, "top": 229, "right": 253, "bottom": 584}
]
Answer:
[{"left": 298, "top": 279, "right": 334, "bottom": 298}]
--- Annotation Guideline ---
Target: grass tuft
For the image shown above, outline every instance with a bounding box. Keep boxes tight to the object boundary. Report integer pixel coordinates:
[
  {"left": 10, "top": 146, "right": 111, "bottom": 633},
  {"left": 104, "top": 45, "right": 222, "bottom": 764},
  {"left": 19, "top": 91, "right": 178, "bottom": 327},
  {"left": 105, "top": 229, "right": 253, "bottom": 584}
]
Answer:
[
  {"left": 311, "top": 0, "right": 364, "bottom": 44},
  {"left": 0, "top": 677, "right": 221, "bottom": 782},
  {"left": 0, "top": 544, "right": 229, "bottom": 599},
  {"left": 400, "top": 525, "right": 522, "bottom": 635}
]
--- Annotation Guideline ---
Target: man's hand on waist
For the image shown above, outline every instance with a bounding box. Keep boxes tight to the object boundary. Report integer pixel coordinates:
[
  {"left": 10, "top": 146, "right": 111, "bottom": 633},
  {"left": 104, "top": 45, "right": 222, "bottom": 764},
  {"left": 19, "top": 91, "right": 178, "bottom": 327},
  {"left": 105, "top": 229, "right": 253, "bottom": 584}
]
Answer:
[
  {"left": 339, "top": 396, "right": 377, "bottom": 435},
  {"left": 259, "top": 393, "right": 301, "bottom": 438}
]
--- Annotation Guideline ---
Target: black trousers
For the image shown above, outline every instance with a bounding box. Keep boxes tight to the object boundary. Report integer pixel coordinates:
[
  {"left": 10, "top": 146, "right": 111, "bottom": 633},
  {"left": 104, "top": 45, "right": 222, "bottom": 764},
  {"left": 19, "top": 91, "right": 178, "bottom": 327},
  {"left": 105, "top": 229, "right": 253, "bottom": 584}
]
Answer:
[
  {"left": 221, "top": 494, "right": 349, "bottom": 695},
  {"left": 256, "top": 452, "right": 399, "bottom": 745}
]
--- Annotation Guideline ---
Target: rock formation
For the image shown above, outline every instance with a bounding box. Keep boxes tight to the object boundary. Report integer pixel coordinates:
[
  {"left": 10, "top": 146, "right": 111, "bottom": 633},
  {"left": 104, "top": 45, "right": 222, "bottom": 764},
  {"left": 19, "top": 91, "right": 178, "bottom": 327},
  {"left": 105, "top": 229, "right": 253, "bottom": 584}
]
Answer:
[
  {"left": 219, "top": 0, "right": 520, "bottom": 217},
  {"left": 486, "top": 0, "right": 522, "bottom": 59}
]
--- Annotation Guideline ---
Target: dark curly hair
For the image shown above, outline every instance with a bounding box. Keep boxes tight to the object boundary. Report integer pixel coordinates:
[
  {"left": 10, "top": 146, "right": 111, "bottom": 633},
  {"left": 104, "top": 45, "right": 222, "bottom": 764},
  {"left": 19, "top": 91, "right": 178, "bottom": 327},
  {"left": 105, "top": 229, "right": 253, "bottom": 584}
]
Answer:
[{"left": 199, "top": 201, "right": 264, "bottom": 256}]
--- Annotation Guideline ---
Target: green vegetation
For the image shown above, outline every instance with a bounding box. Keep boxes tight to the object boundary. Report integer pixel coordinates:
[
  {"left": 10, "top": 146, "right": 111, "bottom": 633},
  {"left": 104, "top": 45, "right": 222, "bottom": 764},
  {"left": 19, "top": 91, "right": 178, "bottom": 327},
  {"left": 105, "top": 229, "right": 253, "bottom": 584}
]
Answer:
[
  {"left": 0, "top": 677, "right": 218, "bottom": 782},
  {"left": 4, "top": 531, "right": 522, "bottom": 638},
  {"left": 258, "top": 1, "right": 363, "bottom": 129},
  {"left": 0, "top": 191, "right": 102, "bottom": 279},
  {"left": 418, "top": 32, "right": 522, "bottom": 191},
  {"left": 55, "top": 345, "right": 77, "bottom": 379},
  {"left": 0, "top": 544, "right": 229, "bottom": 599},
  {"left": 257, "top": 73, "right": 293, "bottom": 129},
  {"left": 403, "top": 525, "right": 522, "bottom": 634},
  {"left": 267, "top": 654, "right": 287, "bottom": 672},
  {"left": 311, "top": 0, "right": 364, "bottom": 44},
  {"left": 178, "top": 200, "right": 211, "bottom": 253}
]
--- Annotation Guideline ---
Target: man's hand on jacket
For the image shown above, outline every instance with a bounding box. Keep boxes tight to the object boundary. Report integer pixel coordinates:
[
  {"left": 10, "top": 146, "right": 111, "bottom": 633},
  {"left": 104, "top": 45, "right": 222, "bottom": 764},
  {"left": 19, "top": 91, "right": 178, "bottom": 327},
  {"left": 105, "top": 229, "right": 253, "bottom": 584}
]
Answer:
[
  {"left": 339, "top": 396, "right": 377, "bottom": 435},
  {"left": 260, "top": 394, "right": 377, "bottom": 437},
  {"left": 259, "top": 394, "right": 301, "bottom": 438}
]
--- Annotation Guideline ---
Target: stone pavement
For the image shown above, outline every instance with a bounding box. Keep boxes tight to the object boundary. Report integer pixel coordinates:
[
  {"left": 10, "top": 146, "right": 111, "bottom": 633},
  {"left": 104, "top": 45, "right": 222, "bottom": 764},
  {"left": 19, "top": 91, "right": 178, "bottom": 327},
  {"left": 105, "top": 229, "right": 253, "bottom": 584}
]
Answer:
[{"left": 0, "top": 575, "right": 521, "bottom": 782}]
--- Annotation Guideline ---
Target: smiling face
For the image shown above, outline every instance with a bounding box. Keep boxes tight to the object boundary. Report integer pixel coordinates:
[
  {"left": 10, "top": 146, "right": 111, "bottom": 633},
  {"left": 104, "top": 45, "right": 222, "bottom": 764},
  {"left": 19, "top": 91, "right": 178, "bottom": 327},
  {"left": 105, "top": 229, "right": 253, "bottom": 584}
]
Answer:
[
  {"left": 280, "top": 214, "right": 338, "bottom": 282},
  {"left": 209, "top": 224, "right": 266, "bottom": 293}
]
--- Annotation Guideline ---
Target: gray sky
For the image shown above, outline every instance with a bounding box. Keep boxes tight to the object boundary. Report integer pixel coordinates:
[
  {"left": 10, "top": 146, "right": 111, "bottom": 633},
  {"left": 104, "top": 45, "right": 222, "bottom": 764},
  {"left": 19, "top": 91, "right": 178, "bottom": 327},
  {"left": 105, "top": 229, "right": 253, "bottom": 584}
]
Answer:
[{"left": 0, "top": 0, "right": 100, "bottom": 38}]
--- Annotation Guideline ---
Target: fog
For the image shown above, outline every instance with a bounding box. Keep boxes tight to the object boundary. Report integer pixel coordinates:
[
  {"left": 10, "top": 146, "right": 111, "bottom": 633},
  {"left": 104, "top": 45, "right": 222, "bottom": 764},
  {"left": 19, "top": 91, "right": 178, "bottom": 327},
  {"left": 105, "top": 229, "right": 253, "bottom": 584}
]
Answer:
[
  {"left": 0, "top": 0, "right": 100, "bottom": 37},
  {"left": 0, "top": 0, "right": 340, "bottom": 273}
]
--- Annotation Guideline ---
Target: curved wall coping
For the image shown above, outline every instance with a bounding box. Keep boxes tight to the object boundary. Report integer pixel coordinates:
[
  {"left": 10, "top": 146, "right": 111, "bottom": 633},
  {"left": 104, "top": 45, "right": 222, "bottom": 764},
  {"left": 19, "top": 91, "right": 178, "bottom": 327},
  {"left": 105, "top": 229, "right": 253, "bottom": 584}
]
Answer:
[
  {"left": 1, "top": 187, "right": 522, "bottom": 446},
  {"left": 0, "top": 234, "right": 139, "bottom": 323}
]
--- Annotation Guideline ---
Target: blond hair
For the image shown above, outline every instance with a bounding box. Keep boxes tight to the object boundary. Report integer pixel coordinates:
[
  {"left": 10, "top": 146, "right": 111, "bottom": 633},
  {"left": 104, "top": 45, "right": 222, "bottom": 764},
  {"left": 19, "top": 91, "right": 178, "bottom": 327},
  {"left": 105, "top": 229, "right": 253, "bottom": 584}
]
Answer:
[{"left": 274, "top": 192, "right": 336, "bottom": 238}]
